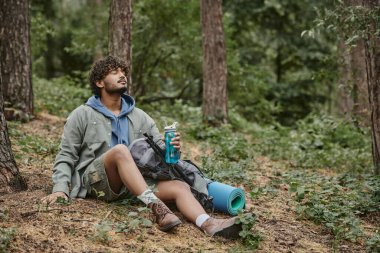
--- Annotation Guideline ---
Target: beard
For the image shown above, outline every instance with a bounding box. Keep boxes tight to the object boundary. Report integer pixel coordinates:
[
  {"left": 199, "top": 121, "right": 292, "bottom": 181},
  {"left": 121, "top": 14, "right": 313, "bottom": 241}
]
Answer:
[{"left": 104, "top": 81, "right": 128, "bottom": 95}]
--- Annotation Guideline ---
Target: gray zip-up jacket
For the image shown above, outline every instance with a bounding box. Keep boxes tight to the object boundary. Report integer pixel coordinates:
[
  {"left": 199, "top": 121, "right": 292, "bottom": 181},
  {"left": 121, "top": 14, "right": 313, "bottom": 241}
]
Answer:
[{"left": 52, "top": 104, "right": 163, "bottom": 198}]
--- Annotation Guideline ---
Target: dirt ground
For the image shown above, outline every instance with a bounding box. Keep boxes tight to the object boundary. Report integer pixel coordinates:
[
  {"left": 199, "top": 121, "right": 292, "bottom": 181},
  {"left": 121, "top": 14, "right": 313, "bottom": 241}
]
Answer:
[{"left": 0, "top": 113, "right": 370, "bottom": 252}]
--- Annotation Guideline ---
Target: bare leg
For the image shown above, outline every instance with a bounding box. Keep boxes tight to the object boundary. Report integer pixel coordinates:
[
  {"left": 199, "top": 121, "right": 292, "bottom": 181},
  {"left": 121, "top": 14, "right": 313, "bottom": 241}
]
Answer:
[
  {"left": 155, "top": 180, "right": 206, "bottom": 223},
  {"left": 98, "top": 145, "right": 182, "bottom": 231},
  {"left": 102, "top": 144, "right": 148, "bottom": 196},
  {"left": 101, "top": 145, "right": 204, "bottom": 222}
]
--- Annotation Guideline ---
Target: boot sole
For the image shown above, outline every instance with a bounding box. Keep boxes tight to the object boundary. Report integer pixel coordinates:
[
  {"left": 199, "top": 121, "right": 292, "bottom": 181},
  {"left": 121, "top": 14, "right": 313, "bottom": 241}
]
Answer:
[
  {"left": 159, "top": 219, "right": 182, "bottom": 232},
  {"left": 213, "top": 223, "right": 242, "bottom": 239}
]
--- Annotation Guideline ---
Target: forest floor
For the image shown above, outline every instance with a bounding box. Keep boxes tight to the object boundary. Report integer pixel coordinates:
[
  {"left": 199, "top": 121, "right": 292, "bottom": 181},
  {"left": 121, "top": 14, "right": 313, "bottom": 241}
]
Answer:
[{"left": 0, "top": 113, "right": 374, "bottom": 252}]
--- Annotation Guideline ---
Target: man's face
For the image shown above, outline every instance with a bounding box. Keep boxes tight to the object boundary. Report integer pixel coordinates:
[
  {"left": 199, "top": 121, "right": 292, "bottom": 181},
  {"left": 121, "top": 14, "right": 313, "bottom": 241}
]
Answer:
[{"left": 97, "top": 68, "right": 128, "bottom": 95}]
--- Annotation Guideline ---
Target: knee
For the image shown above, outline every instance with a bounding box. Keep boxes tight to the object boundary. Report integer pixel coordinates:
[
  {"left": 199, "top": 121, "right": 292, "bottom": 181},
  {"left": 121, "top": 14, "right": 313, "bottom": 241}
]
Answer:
[
  {"left": 111, "top": 144, "right": 132, "bottom": 161},
  {"left": 172, "top": 180, "right": 191, "bottom": 193}
]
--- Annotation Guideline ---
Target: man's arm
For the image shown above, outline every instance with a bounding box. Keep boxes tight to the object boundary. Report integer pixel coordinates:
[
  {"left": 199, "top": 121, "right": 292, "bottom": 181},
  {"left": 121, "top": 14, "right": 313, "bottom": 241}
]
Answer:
[{"left": 42, "top": 108, "right": 85, "bottom": 203}]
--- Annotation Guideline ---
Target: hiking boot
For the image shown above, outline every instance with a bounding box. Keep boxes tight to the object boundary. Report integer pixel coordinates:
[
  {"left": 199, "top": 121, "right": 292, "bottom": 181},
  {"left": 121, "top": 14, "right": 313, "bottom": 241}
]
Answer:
[
  {"left": 201, "top": 217, "right": 242, "bottom": 239},
  {"left": 148, "top": 200, "right": 182, "bottom": 232}
]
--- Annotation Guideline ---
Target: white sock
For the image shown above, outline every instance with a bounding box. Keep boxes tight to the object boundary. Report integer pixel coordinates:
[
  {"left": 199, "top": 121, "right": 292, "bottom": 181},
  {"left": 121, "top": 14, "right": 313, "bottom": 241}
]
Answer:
[
  {"left": 195, "top": 214, "right": 210, "bottom": 228},
  {"left": 137, "top": 189, "right": 158, "bottom": 205}
]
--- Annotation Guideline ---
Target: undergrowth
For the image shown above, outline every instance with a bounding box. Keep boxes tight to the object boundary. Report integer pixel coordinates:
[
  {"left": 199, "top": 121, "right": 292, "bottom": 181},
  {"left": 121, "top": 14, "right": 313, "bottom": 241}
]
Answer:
[
  {"left": 0, "top": 227, "right": 16, "bottom": 253},
  {"left": 89, "top": 205, "right": 153, "bottom": 246},
  {"left": 285, "top": 170, "right": 380, "bottom": 249},
  {"left": 7, "top": 121, "right": 59, "bottom": 164},
  {"left": 235, "top": 211, "right": 262, "bottom": 250},
  {"left": 251, "top": 112, "right": 372, "bottom": 172},
  {"left": 33, "top": 75, "right": 91, "bottom": 118}
]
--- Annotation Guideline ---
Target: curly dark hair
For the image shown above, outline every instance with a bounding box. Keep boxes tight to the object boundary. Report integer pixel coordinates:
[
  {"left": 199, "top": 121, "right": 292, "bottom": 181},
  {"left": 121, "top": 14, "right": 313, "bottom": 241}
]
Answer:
[{"left": 88, "top": 56, "right": 129, "bottom": 96}]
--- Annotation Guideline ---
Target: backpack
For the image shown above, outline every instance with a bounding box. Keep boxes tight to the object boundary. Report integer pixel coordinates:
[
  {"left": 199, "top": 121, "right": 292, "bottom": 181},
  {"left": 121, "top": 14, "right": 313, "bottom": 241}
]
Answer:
[{"left": 128, "top": 134, "right": 214, "bottom": 210}]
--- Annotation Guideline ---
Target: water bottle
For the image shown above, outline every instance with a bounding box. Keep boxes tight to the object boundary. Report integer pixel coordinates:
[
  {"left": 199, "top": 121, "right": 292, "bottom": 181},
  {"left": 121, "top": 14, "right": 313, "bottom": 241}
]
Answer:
[{"left": 164, "top": 122, "right": 180, "bottom": 164}]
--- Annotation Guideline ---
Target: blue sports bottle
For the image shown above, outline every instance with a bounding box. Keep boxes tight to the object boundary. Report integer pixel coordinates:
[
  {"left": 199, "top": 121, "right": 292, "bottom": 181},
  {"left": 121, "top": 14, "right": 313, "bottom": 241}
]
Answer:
[{"left": 164, "top": 122, "right": 180, "bottom": 164}]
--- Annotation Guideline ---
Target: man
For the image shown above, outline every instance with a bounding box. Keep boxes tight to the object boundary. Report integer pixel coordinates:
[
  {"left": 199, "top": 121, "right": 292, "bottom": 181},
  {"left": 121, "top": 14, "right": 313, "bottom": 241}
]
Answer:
[{"left": 42, "top": 56, "right": 241, "bottom": 238}]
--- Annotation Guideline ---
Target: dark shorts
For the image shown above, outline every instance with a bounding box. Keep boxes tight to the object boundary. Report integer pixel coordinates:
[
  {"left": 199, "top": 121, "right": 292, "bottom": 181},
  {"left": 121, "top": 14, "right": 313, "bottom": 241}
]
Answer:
[{"left": 82, "top": 154, "right": 157, "bottom": 202}]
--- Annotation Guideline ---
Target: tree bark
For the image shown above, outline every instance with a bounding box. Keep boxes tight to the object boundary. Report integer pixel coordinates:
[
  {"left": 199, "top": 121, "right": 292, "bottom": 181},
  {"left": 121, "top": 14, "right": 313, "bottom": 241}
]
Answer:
[
  {"left": 336, "top": 39, "right": 369, "bottom": 125},
  {"left": 92, "top": 0, "right": 105, "bottom": 61},
  {"left": 338, "top": 0, "right": 370, "bottom": 125},
  {"left": 351, "top": 39, "right": 370, "bottom": 124},
  {"left": 109, "top": 0, "right": 133, "bottom": 95},
  {"left": 42, "top": 0, "right": 56, "bottom": 79},
  {"left": 0, "top": 0, "right": 33, "bottom": 121},
  {"left": 0, "top": 55, "right": 27, "bottom": 193},
  {"left": 363, "top": 0, "right": 380, "bottom": 174},
  {"left": 336, "top": 41, "right": 355, "bottom": 119},
  {"left": 201, "top": 0, "right": 228, "bottom": 125}
]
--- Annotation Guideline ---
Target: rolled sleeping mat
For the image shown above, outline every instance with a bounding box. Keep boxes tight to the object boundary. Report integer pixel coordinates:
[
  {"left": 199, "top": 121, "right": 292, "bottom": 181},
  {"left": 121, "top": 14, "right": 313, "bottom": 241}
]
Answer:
[{"left": 207, "top": 181, "right": 246, "bottom": 216}]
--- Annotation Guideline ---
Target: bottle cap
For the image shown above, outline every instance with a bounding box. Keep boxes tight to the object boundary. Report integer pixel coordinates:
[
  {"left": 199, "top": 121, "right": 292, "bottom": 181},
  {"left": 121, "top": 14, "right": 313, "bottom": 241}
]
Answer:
[{"left": 164, "top": 122, "right": 178, "bottom": 131}]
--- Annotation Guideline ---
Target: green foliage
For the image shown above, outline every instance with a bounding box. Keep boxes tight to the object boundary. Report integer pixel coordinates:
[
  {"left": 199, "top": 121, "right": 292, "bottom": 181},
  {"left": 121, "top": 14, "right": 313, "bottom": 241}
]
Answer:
[
  {"left": 55, "top": 196, "right": 71, "bottom": 205},
  {"left": 31, "top": 3, "right": 56, "bottom": 76},
  {"left": 93, "top": 189, "right": 106, "bottom": 200},
  {"left": 249, "top": 181, "right": 279, "bottom": 200},
  {"left": 140, "top": 99, "right": 202, "bottom": 131},
  {"left": 201, "top": 156, "right": 251, "bottom": 184},
  {"left": 0, "top": 209, "right": 9, "bottom": 222},
  {"left": 90, "top": 207, "right": 152, "bottom": 246},
  {"left": 132, "top": 0, "right": 202, "bottom": 102},
  {"left": 7, "top": 121, "right": 59, "bottom": 163},
  {"left": 366, "top": 232, "right": 380, "bottom": 253},
  {"left": 285, "top": 171, "right": 380, "bottom": 244},
  {"left": 224, "top": 0, "right": 338, "bottom": 125},
  {"left": 227, "top": 66, "right": 280, "bottom": 124},
  {"left": 115, "top": 208, "right": 153, "bottom": 233},
  {"left": 33, "top": 75, "right": 91, "bottom": 118},
  {"left": 236, "top": 211, "right": 262, "bottom": 250},
  {"left": 305, "top": 2, "right": 380, "bottom": 47},
  {"left": 0, "top": 228, "right": 16, "bottom": 253},
  {"left": 91, "top": 221, "right": 113, "bottom": 245},
  {"left": 30, "top": 0, "right": 341, "bottom": 125},
  {"left": 252, "top": 113, "right": 372, "bottom": 172},
  {"left": 189, "top": 124, "right": 249, "bottom": 160},
  {"left": 31, "top": 0, "right": 107, "bottom": 77},
  {"left": 187, "top": 123, "right": 255, "bottom": 184}
]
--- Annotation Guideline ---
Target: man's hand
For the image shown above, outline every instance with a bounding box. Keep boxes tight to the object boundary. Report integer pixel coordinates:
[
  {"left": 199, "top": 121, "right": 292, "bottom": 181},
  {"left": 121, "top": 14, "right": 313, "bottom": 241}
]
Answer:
[
  {"left": 171, "top": 132, "right": 181, "bottom": 152},
  {"left": 162, "top": 132, "right": 181, "bottom": 152},
  {"left": 41, "top": 192, "right": 68, "bottom": 204}
]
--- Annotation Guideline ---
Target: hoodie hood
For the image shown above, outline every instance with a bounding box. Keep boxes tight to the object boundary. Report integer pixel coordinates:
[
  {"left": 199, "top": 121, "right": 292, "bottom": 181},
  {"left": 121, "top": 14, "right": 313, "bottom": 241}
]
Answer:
[
  {"left": 86, "top": 94, "right": 135, "bottom": 117},
  {"left": 86, "top": 94, "right": 135, "bottom": 147}
]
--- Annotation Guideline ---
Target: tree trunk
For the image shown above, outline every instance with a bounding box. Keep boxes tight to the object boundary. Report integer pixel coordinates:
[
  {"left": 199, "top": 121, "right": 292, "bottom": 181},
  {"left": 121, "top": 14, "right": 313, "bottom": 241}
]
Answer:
[
  {"left": 108, "top": 0, "right": 133, "bottom": 95},
  {"left": 92, "top": 0, "right": 105, "bottom": 61},
  {"left": 336, "top": 39, "right": 369, "bottom": 126},
  {"left": 276, "top": 44, "right": 282, "bottom": 83},
  {"left": 351, "top": 39, "right": 370, "bottom": 124},
  {"left": 363, "top": 0, "right": 380, "bottom": 174},
  {"left": 0, "top": 0, "right": 33, "bottom": 121},
  {"left": 338, "top": 0, "right": 370, "bottom": 126},
  {"left": 0, "top": 58, "right": 27, "bottom": 193},
  {"left": 42, "top": 0, "right": 56, "bottom": 79},
  {"left": 201, "top": 0, "right": 228, "bottom": 125},
  {"left": 336, "top": 41, "right": 355, "bottom": 119}
]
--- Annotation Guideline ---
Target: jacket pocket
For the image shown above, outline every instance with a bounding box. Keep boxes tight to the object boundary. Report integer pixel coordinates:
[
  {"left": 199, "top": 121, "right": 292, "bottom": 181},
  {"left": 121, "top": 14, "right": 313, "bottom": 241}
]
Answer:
[{"left": 84, "top": 121, "right": 109, "bottom": 144}]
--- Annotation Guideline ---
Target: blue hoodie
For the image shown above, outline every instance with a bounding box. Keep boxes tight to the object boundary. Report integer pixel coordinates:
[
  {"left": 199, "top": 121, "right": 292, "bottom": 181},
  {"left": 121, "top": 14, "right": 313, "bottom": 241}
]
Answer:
[{"left": 86, "top": 94, "right": 135, "bottom": 147}]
